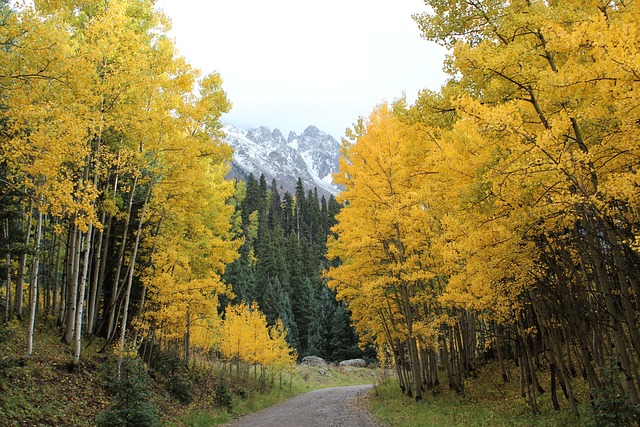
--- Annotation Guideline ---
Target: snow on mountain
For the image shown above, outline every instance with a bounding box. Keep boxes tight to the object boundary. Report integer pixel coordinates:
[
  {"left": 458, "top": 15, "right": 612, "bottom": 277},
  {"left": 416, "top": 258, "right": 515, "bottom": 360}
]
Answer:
[{"left": 223, "top": 123, "right": 341, "bottom": 197}]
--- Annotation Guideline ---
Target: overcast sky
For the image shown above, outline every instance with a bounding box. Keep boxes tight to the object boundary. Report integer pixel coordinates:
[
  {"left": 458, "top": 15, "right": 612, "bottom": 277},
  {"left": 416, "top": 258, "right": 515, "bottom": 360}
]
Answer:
[{"left": 154, "top": 0, "right": 448, "bottom": 139}]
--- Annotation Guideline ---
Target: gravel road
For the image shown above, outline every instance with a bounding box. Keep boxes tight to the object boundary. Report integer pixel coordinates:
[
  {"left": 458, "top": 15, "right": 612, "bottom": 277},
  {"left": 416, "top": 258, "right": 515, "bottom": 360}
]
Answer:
[{"left": 223, "top": 384, "right": 385, "bottom": 427}]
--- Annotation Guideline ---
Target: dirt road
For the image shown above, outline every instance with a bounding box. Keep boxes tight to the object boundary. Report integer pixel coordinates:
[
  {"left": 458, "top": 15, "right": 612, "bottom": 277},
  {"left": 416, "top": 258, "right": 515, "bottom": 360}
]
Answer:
[{"left": 223, "top": 384, "right": 385, "bottom": 427}]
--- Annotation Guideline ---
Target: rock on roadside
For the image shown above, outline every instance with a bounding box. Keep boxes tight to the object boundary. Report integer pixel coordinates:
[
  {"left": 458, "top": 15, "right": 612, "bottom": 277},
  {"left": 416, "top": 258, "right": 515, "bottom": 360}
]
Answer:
[
  {"left": 339, "top": 358, "right": 367, "bottom": 367},
  {"left": 301, "top": 356, "right": 328, "bottom": 367}
]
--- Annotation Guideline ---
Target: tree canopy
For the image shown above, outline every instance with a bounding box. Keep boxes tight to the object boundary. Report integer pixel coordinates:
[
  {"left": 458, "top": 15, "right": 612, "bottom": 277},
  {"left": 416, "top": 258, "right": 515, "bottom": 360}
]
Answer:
[{"left": 328, "top": 0, "right": 640, "bottom": 410}]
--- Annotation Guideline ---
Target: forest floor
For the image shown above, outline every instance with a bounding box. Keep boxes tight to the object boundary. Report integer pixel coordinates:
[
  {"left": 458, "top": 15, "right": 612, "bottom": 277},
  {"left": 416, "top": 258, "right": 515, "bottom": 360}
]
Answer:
[{"left": 1, "top": 320, "right": 112, "bottom": 426}]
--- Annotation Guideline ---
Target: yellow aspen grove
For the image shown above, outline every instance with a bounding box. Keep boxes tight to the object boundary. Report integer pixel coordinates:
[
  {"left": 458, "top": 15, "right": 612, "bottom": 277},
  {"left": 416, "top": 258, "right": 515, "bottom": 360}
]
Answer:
[
  {"left": 0, "top": 6, "right": 97, "bottom": 225},
  {"left": 409, "top": 0, "right": 640, "bottom": 412},
  {"left": 327, "top": 104, "right": 447, "bottom": 400},
  {"left": 0, "top": 0, "right": 241, "bottom": 370},
  {"left": 329, "top": 0, "right": 640, "bottom": 409},
  {"left": 139, "top": 156, "right": 240, "bottom": 362},
  {"left": 130, "top": 61, "right": 238, "bottom": 361},
  {"left": 219, "top": 302, "right": 295, "bottom": 383},
  {"left": 1, "top": 2, "right": 100, "bottom": 354}
]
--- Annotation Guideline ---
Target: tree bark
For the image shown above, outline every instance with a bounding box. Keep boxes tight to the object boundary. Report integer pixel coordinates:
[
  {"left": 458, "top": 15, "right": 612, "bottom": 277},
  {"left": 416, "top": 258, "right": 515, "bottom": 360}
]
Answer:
[
  {"left": 106, "top": 175, "right": 137, "bottom": 342},
  {"left": 87, "top": 213, "right": 105, "bottom": 334},
  {"left": 117, "top": 182, "right": 151, "bottom": 358},
  {"left": 51, "top": 235, "right": 62, "bottom": 321},
  {"left": 27, "top": 207, "right": 42, "bottom": 356},
  {"left": 63, "top": 225, "right": 81, "bottom": 345},
  {"left": 184, "top": 309, "right": 191, "bottom": 364},
  {"left": 4, "top": 218, "right": 12, "bottom": 322},
  {"left": 73, "top": 223, "right": 93, "bottom": 366},
  {"left": 15, "top": 202, "right": 33, "bottom": 319}
]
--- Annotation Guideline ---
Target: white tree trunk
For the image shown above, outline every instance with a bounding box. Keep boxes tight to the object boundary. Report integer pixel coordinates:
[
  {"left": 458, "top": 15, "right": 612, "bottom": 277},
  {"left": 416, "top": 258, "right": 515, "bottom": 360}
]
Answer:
[
  {"left": 27, "top": 208, "right": 43, "bottom": 356},
  {"left": 63, "top": 226, "right": 81, "bottom": 344},
  {"left": 73, "top": 223, "right": 93, "bottom": 366},
  {"left": 4, "top": 218, "right": 11, "bottom": 322}
]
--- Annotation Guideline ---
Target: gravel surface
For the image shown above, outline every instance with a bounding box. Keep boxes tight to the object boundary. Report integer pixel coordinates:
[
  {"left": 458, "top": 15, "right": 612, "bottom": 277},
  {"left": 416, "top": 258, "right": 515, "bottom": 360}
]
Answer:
[{"left": 223, "top": 384, "right": 385, "bottom": 427}]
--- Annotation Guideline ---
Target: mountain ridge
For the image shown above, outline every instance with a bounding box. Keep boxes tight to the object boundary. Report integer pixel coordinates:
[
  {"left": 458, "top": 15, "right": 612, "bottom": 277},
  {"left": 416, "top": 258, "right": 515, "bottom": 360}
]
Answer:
[{"left": 223, "top": 123, "right": 341, "bottom": 198}]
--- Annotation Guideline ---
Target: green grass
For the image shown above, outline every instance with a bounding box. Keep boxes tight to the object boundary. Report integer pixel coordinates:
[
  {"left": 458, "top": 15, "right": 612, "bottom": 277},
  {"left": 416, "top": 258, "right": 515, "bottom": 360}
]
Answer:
[{"left": 369, "top": 363, "right": 590, "bottom": 427}]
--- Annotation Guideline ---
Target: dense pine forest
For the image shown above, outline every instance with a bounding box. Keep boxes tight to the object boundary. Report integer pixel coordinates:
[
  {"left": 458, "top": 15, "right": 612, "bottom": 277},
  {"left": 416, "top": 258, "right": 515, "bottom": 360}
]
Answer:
[
  {"left": 224, "top": 174, "right": 365, "bottom": 362},
  {"left": 2, "top": 0, "right": 640, "bottom": 426}
]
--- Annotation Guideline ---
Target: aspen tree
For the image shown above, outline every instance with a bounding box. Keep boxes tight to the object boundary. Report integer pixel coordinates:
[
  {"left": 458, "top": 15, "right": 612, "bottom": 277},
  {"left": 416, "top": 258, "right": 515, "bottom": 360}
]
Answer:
[
  {"left": 328, "top": 104, "right": 445, "bottom": 400},
  {"left": 413, "top": 0, "right": 640, "bottom": 408}
]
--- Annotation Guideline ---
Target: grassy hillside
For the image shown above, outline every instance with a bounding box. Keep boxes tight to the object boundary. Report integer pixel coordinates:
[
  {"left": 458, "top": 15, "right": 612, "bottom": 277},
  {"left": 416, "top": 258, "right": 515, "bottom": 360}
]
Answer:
[
  {"left": 0, "top": 320, "right": 377, "bottom": 426},
  {"left": 1, "top": 321, "right": 110, "bottom": 425}
]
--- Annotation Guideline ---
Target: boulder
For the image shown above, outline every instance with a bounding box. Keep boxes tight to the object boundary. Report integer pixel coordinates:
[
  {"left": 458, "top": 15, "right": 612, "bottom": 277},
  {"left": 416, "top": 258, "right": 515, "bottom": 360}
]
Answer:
[
  {"left": 339, "top": 358, "right": 367, "bottom": 368},
  {"left": 301, "top": 356, "right": 327, "bottom": 367},
  {"left": 318, "top": 369, "right": 332, "bottom": 377}
]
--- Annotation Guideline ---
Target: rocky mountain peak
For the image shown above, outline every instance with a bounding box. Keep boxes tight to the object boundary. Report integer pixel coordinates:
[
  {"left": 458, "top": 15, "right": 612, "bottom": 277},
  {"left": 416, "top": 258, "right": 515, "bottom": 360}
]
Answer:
[
  {"left": 245, "top": 126, "right": 287, "bottom": 148},
  {"left": 302, "top": 125, "right": 320, "bottom": 138},
  {"left": 287, "top": 131, "right": 297, "bottom": 142},
  {"left": 271, "top": 128, "right": 285, "bottom": 141},
  {"left": 223, "top": 124, "right": 341, "bottom": 198}
]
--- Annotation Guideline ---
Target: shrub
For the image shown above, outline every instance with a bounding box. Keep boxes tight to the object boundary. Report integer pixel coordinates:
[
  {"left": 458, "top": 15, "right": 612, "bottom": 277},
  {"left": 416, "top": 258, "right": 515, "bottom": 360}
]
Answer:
[
  {"left": 96, "top": 357, "right": 160, "bottom": 427},
  {"left": 214, "top": 376, "right": 233, "bottom": 411},
  {"left": 152, "top": 351, "right": 193, "bottom": 404},
  {"left": 587, "top": 362, "right": 640, "bottom": 427}
]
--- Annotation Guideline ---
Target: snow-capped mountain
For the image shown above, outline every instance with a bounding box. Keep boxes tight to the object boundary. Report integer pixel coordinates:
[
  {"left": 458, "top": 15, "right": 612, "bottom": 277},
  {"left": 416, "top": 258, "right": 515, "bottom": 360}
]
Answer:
[{"left": 223, "top": 124, "right": 341, "bottom": 197}]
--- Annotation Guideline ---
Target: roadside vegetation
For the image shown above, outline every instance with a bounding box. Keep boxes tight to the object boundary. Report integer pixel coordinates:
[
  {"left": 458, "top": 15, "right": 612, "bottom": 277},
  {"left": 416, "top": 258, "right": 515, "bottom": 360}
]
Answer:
[
  {"left": 1, "top": 319, "right": 629, "bottom": 427},
  {"left": 0, "top": 321, "right": 376, "bottom": 426},
  {"left": 370, "top": 367, "right": 587, "bottom": 427}
]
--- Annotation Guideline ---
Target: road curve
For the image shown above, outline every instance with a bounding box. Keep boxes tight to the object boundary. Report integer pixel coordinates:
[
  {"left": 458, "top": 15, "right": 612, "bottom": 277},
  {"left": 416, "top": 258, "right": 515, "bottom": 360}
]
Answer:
[{"left": 223, "top": 384, "right": 385, "bottom": 427}]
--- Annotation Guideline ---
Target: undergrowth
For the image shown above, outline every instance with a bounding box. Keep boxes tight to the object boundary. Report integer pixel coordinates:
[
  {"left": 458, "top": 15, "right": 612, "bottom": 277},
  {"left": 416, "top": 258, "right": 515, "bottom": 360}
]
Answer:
[{"left": 369, "top": 362, "right": 592, "bottom": 427}]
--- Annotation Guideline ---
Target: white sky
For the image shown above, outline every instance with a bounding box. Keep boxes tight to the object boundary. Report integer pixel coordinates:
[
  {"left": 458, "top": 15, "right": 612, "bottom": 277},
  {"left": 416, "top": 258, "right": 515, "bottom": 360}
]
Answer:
[{"left": 154, "top": 0, "right": 448, "bottom": 139}]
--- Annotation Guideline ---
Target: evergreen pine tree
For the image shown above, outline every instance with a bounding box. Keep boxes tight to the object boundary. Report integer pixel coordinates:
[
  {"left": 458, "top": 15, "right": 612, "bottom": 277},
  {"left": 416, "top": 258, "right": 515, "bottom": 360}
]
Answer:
[
  {"left": 258, "top": 174, "right": 268, "bottom": 205},
  {"left": 282, "top": 192, "right": 295, "bottom": 236},
  {"left": 268, "top": 179, "right": 283, "bottom": 229},
  {"left": 284, "top": 232, "right": 314, "bottom": 356},
  {"left": 294, "top": 179, "right": 307, "bottom": 240},
  {"left": 280, "top": 291, "right": 300, "bottom": 350},
  {"left": 262, "top": 276, "right": 299, "bottom": 349},
  {"left": 320, "top": 195, "right": 328, "bottom": 236},
  {"left": 307, "top": 285, "right": 337, "bottom": 358},
  {"left": 326, "top": 194, "right": 341, "bottom": 229},
  {"left": 329, "top": 302, "right": 361, "bottom": 362},
  {"left": 222, "top": 241, "right": 256, "bottom": 304},
  {"left": 97, "top": 357, "right": 159, "bottom": 427},
  {"left": 255, "top": 219, "right": 289, "bottom": 294},
  {"left": 240, "top": 173, "right": 262, "bottom": 230}
]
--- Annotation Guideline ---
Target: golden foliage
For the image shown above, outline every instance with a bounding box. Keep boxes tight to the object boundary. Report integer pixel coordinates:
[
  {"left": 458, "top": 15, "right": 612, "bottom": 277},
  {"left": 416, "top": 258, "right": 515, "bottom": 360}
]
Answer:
[{"left": 219, "top": 302, "right": 296, "bottom": 368}]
